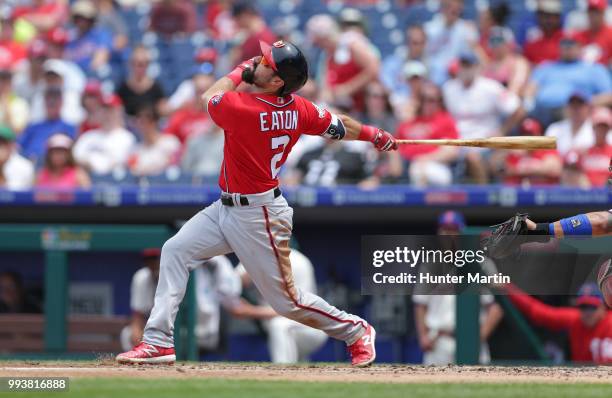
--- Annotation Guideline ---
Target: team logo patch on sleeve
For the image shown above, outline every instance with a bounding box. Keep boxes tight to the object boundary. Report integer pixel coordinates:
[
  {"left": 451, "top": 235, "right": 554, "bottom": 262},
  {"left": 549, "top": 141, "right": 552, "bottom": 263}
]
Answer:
[
  {"left": 313, "top": 103, "right": 327, "bottom": 118},
  {"left": 211, "top": 93, "right": 224, "bottom": 105}
]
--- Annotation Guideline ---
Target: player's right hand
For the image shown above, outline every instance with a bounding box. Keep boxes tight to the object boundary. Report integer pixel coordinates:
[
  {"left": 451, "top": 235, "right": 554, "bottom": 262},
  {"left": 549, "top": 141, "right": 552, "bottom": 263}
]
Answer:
[{"left": 372, "top": 129, "right": 398, "bottom": 152}]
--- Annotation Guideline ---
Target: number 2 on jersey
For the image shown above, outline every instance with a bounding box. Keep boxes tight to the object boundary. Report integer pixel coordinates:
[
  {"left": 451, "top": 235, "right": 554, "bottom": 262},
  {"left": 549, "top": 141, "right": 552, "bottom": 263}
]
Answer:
[{"left": 270, "top": 135, "right": 290, "bottom": 179}]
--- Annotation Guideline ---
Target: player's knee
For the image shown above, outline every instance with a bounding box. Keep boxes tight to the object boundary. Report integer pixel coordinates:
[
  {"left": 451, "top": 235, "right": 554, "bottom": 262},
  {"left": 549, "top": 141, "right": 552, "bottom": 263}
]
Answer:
[
  {"left": 161, "top": 236, "right": 189, "bottom": 261},
  {"left": 270, "top": 300, "right": 300, "bottom": 319}
]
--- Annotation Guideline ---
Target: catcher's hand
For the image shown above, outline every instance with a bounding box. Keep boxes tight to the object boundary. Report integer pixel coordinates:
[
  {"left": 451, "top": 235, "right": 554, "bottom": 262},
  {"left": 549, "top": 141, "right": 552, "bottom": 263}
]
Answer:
[{"left": 482, "top": 213, "right": 534, "bottom": 259}]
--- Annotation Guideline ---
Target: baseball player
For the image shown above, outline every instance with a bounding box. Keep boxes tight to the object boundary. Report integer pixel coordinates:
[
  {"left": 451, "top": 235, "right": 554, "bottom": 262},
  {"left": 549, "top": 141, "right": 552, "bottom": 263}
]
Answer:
[
  {"left": 484, "top": 210, "right": 612, "bottom": 307},
  {"left": 117, "top": 40, "right": 396, "bottom": 366}
]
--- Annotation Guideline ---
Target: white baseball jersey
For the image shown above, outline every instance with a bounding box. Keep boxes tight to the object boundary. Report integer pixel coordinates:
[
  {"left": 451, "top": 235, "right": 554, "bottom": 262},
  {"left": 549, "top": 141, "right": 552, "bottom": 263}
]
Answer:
[{"left": 443, "top": 76, "right": 519, "bottom": 140}]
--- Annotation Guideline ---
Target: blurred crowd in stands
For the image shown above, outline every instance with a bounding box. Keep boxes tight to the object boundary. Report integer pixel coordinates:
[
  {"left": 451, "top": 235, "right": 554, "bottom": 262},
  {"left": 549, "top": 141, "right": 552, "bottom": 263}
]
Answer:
[{"left": 0, "top": 0, "right": 610, "bottom": 191}]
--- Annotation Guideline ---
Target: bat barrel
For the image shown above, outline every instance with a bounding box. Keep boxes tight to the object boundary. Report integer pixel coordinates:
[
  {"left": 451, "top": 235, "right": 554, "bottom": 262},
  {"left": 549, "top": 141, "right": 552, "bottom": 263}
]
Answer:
[{"left": 396, "top": 136, "right": 556, "bottom": 150}]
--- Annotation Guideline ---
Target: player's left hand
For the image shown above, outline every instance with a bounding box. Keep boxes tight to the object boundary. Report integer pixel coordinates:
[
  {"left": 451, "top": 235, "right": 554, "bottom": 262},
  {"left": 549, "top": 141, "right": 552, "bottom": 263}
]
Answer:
[{"left": 372, "top": 129, "right": 398, "bottom": 152}]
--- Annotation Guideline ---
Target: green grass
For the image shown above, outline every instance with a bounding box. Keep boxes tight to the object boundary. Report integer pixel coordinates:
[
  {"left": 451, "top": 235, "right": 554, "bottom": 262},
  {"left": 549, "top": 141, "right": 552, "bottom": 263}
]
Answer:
[{"left": 7, "top": 379, "right": 612, "bottom": 398}]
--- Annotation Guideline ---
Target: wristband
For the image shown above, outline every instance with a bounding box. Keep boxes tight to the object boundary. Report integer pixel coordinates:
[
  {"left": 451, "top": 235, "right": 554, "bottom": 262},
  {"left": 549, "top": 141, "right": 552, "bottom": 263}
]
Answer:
[
  {"left": 358, "top": 124, "right": 378, "bottom": 142},
  {"left": 559, "top": 214, "right": 592, "bottom": 236},
  {"left": 226, "top": 67, "right": 243, "bottom": 86},
  {"left": 527, "top": 223, "right": 551, "bottom": 235}
]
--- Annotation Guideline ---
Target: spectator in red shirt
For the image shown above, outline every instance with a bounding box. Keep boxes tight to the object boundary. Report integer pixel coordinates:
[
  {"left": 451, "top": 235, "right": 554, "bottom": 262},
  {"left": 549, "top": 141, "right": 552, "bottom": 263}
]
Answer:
[
  {"left": 573, "top": 0, "right": 612, "bottom": 66},
  {"left": 306, "top": 14, "right": 380, "bottom": 113},
  {"left": 580, "top": 106, "right": 612, "bottom": 186},
  {"left": 165, "top": 65, "right": 215, "bottom": 145},
  {"left": 499, "top": 118, "right": 562, "bottom": 186},
  {"left": 231, "top": 2, "right": 276, "bottom": 64},
  {"left": 36, "top": 133, "right": 91, "bottom": 189},
  {"left": 506, "top": 282, "right": 612, "bottom": 364},
  {"left": 149, "top": 0, "right": 196, "bottom": 38},
  {"left": 391, "top": 83, "right": 459, "bottom": 186},
  {"left": 0, "top": 14, "right": 26, "bottom": 69},
  {"left": 523, "top": 0, "right": 564, "bottom": 65}
]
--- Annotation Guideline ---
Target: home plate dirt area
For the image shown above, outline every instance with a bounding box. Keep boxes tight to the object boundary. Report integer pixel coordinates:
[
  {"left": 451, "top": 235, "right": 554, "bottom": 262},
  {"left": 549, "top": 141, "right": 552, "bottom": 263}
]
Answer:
[{"left": 1, "top": 361, "right": 610, "bottom": 384}]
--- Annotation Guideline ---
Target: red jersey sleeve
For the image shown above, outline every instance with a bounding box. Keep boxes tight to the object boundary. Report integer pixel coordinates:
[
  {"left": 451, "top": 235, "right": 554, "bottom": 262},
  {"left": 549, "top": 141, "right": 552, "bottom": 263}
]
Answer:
[
  {"left": 507, "top": 284, "right": 580, "bottom": 331},
  {"left": 298, "top": 98, "right": 333, "bottom": 136},
  {"left": 207, "top": 91, "right": 241, "bottom": 130}
]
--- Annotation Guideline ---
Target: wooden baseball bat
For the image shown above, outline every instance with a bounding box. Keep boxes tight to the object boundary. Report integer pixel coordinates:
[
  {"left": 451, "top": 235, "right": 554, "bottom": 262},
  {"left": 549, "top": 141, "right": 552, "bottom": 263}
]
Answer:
[{"left": 396, "top": 136, "right": 556, "bottom": 150}]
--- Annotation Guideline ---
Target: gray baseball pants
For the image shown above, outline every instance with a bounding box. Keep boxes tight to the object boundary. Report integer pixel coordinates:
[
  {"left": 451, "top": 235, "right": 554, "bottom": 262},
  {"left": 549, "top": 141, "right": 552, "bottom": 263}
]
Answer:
[{"left": 143, "top": 193, "right": 367, "bottom": 347}]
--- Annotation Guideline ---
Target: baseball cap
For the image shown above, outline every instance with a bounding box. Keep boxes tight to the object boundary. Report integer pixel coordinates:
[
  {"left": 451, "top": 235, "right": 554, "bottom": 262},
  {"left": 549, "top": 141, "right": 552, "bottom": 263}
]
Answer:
[
  {"left": 83, "top": 80, "right": 102, "bottom": 97},
  {"left": 587, "top": 0, "right": 607, "bottom": 11},
  {"left": 458, "top": 50, "right": 479, "bottom": 65},
  {"left": 46, "top": 133, "right": 73, "bottom": 150},
  {"left": 576, "top": 282, "right": 604, "bottom": 307},
  {"left": 338, "top": 8, "right": 366, "bottom": 28},
  {"left": 520, "top": 118, "right": 543, "bottom": 136},
  {"left": 46, "top": 27, "right": 69, "bottom": 47},
  {"left": 0, "top": 124, "right": 16, "bottom": 142},
  {"left": 568, "top": 90, "right": 591, "bottom": 104},
  {"left": 438, "top": 211, "right": 466, "bottom": 231},
  {"left": 194, "top": 48, "right": 217, "bottom": 64},
  {"left": 403, "top": 60, "right": 427, "bottom": 79},
  {"left": 101, "top": 93, "right": 123, "bottom": 108},
  {"left": 142, "top": 248, "right": 162, "bottom": 258},
  {"left": 43, "top": 59, "right": 66, "bottom": 77},
  {"left": 592, "top": 106, "right": 612, "bottom": 127},
  {"left": 537, "top": 0, "right": 562, "bottom": 14},
  {"left": 71, "top": 0, "right": 97, "bottom": 19}
]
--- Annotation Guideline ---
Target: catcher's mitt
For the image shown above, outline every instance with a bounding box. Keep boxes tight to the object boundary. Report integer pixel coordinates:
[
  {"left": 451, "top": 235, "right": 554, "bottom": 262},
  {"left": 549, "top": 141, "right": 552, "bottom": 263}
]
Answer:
[
  {"left": 482, "top": 213, "right": 531, "bottom": 259},
  {"left": 597, "top": 258, "right": 612, "bottom": 307}
]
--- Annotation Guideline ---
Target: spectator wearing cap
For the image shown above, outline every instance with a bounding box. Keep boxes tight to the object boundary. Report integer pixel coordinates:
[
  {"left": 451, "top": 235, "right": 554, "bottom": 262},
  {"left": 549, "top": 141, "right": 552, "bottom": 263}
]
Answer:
[
  {"left": 11, "top": 0, "right": 68, "bottom": 34},
  {"left": 381, "top": 26, "right": 431, "bottom": 118},
  {"left": 231, "top": 2, "right": 277, "bottom": 64},
  {"left": 12, "top": 39, "right": 48, "bottom": 103},
  {"left": 481, "top": 26, "right": 530, "bottom": 97},
  {"left": 79, "top": 80, "right": 103, "bottom": 135},
  {"left": 73, "top": 94, "right": 135, "bottom": 175},
  {"left": 338, "top": 8, "right": 368, "bottom": 36},
  {"left": 28, "top": 59, "right": 85, "bottom": 126},
  {"left": 36, "top": 133, "right": 91, "bottom": 189},
  {"left": 0, "top": 12, "right": 26, "bottom": 69},
  {"left": 96, "top": 0, "right": 129, "bottom": 54},
  {"left": 128, "top": 104, "right": 180, "bottom": 177},
  {"left": 0, "top": 124, "right": 34, "bottom": 191},
  {"left": 524, "top": 35, "right": 612, "bottom": 127},
  {"left": 64, "top": 0, "right": 111, "bottom": 75},
  {"left": 149, "top": 0, "right": 196, "bottom": 37},
  {"left": 443, "top": 51, "right": 522, "bottom": 184},
  {"left": 478, "top": 2, "right": 511, "bottom": 53},
  {"left": 167, "top": 47, "right": 217, "bottom": 113},
  {"left": 391, "top": 83, "right": 459, "bottom": 186},
  {"left": 19, "top": 86, "right": 76, "bottom": 163},
  {"left": 504, "top": 282, "right": 612, "bottom": 364},
  {"left": 45, "top": 27, "right": 87, "bottom": 93},
  {"left": 394, "top": 61, "right": 429, "bottom": 121},
  {"left": 523, "top": 0, "right": 565, "bottom": 64},
  {"left": 544, "top": 92, "right": 606, "bottom": 157},
  {"left": 494, "top": 118, "right": 562, "bottom": 186},
  {"left": 306, "top": 14, "right": 379, "bottom": 113},
  {"left": 116, "top": 45, "right": 167, "bottom": 118},
  {"left": 579, "top": 107, "right": 612, "bottom": 186},
  {"left": 165, "top": 62, "right": 216, "bottom": 145},
  {"left": 0, "top": 61, "right": 28, "bottom": 134},
  {"left": 573, "top": 0, "right": 612, "bottom": 66},
  {"left": 424, "top": 0, "right": 480, "bottom": 85}
]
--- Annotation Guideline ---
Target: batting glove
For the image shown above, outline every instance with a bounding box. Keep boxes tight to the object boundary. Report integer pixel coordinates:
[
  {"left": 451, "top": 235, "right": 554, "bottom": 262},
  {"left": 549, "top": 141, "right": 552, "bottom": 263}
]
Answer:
[
  {"left": 226, "top": 57, "right": 260, "bottom": 86},
  {"left": 359, "top": 125, "right": 398, "bottom": 152}
]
